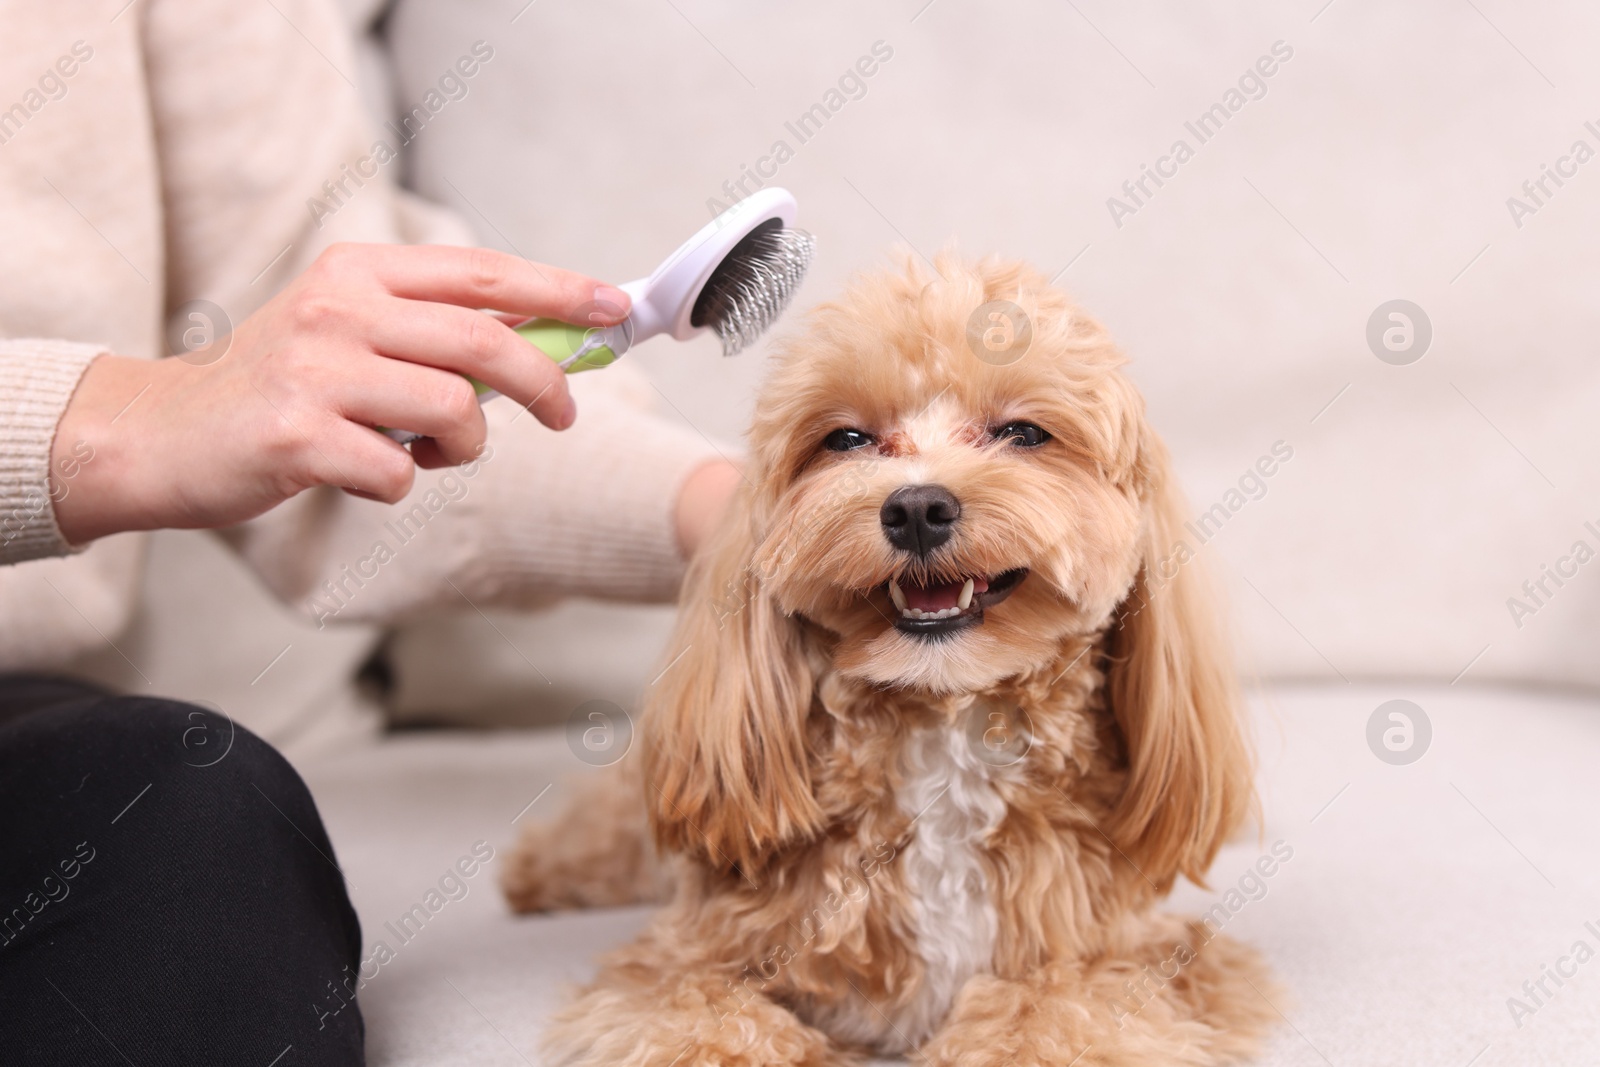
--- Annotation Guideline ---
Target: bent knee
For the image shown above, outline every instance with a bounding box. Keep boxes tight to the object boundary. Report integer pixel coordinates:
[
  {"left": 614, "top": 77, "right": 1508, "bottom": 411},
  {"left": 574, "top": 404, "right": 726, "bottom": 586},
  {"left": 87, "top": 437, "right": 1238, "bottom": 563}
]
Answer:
[{"left": 0, "top": 694, "right": 313, "bottom": 819}]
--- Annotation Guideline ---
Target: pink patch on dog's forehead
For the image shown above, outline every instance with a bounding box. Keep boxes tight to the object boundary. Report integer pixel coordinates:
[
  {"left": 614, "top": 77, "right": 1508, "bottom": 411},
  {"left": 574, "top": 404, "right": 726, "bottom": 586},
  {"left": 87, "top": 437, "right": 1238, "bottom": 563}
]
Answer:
[
  {"left": 877, "top": 431, "right": 913, "bottom": 458},
  {"left": 954, "top": 422, "right": 989, "bottom": 447}
]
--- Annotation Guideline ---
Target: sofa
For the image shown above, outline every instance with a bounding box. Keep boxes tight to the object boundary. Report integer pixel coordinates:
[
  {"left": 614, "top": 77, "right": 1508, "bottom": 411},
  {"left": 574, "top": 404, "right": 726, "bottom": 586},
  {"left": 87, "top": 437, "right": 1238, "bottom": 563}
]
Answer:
[
  {"left": 306, "top": 684, "right": 1600, "bottom": 1065},
  {"left": 71, "top": 1, "right": 1600, "bottom": 1063}
]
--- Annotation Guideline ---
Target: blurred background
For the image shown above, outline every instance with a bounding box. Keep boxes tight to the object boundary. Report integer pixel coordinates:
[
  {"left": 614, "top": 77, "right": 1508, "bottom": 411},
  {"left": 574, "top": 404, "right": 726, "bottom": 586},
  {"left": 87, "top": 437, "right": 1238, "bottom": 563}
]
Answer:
[{"left": 73, "top": 0, "right": 1600, "bottom": 734}]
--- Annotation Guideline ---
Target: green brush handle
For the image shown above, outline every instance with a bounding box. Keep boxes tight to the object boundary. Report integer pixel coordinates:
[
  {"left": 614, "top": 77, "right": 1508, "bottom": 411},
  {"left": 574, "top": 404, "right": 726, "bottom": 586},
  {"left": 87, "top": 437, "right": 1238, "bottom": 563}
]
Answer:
[
  {"left": 382, "top": 318, "right": 628, "bottom": 442},
  {"left": 515, "top": 318, "right": 625, "bottom": 373}
]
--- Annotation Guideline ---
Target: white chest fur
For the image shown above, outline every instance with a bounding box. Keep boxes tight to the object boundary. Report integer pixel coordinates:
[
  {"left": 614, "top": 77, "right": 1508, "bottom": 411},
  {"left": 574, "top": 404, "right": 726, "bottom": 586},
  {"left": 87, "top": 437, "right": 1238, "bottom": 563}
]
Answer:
[
  {"left": 800, "top": 708, "right": 1013, "bottom": 1053},
  {"left": 888, "top": 717, "right": 1008, "bottom": 1047}
]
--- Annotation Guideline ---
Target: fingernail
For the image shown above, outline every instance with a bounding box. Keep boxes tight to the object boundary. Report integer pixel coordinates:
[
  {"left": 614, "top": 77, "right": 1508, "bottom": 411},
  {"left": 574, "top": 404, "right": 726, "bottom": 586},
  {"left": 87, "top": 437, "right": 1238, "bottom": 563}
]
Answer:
[
  {"left": 559, "top": 394, "right": 578, "bottom": 430},
  {"left": 592, "top": 285, "right": 630, "bottom": 322}
]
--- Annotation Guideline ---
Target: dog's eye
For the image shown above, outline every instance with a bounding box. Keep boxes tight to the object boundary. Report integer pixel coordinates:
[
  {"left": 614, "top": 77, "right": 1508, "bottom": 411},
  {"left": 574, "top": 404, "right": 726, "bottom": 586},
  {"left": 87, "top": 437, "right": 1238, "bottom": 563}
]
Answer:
[
  {"left": 993, "top": 421, "right": 1050, "bottom": 448},
  {"left": 823, "top": 428, "right": 875, "bottom": 452}
]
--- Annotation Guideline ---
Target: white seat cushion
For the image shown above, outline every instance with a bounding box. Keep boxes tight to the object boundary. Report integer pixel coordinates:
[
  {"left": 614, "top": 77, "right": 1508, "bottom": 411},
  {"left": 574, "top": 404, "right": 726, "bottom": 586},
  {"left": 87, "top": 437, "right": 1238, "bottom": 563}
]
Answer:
[{"left": 301, "top": 683, "right": 1600, "bottom": 1065}]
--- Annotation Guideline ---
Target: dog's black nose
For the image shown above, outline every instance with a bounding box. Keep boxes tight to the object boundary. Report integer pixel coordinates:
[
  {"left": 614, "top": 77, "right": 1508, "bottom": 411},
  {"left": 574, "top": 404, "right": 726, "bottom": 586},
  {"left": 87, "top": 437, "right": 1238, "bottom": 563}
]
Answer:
[{"left": 880, "top": 484, "right": 961, "bottom": 558}]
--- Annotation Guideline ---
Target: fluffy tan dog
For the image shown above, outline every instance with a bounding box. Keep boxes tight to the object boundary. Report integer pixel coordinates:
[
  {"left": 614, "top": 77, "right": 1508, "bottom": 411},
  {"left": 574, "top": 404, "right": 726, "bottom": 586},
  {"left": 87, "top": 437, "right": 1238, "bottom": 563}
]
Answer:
[{"left": 503, "top": 254, "right": 1277, "bottom": 1066}]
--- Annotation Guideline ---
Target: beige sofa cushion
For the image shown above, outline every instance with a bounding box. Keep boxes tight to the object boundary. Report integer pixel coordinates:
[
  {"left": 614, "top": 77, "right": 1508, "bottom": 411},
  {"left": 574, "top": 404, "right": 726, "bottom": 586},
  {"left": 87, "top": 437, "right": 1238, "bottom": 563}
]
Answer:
[{"left": 301, "top": 683, "right": 1600, "bottom": 1065}]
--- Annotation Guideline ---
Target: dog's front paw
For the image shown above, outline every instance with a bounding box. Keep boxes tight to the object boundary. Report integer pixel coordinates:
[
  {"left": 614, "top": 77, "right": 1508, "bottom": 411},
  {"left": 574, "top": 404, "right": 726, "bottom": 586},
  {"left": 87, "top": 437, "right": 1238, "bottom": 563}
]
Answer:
[
  {"left": 921, "top": 942, "right": 1276, "bottom": 1067},
  {"left": 919, "top": 972, "right": 1089, "bottom": 1067},
  {"left": 545, "top": 1022, "right": 846, "bottom": 1067},
  {"left": 543, "top": 966, "right": 852, "bottom": 1067}
]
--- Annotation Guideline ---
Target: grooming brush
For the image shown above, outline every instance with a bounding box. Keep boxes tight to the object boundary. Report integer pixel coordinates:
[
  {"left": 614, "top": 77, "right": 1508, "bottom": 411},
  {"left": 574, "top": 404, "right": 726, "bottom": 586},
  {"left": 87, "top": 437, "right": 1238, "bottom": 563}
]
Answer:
[{"left": 385, "top": 187, "right": 814, "bottom": 443}]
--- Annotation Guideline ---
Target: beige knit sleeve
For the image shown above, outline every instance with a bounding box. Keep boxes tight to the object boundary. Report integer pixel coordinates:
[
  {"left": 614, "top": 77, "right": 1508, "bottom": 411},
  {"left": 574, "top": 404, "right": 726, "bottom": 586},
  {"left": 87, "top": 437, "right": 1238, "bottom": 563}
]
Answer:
[
  {"left": 0, "top": 340, "right": 105, "bottom": 565},
  {"left": 219, "top": 363, "right": 727, "bottom": 621}
]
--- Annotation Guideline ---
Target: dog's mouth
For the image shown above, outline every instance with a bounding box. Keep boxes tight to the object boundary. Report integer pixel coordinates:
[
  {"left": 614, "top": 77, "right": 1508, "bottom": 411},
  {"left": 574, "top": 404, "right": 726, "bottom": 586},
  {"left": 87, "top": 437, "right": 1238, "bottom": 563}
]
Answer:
[{"left": 884, "top": 568, "right": 1029, "bottom": 637}]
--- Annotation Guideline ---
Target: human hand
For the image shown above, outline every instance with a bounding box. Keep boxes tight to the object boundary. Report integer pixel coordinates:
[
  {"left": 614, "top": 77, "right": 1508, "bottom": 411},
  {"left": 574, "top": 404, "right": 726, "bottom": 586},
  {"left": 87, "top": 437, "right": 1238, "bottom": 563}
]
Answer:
[
  {"left": 51, "top": 243, "right": 630, "bottom": 545},
  {"left": 673, "top": 459, "right": 743, "bottom": 560}
]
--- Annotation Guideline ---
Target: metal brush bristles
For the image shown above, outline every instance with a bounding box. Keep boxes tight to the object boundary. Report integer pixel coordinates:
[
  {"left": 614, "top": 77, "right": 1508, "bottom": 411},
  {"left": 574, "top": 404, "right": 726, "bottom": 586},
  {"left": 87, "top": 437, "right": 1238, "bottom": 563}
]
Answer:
[{"left": 691, "top": 222, "right": 816, "bottom": 356}]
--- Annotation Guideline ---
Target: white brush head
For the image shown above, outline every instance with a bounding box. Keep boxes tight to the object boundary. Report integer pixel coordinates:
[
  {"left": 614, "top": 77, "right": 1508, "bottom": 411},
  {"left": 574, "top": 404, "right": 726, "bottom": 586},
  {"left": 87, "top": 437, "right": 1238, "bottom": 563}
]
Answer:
[
  {"left": 619, "top": 187, "right": 814, "bottom": 355},
  {"left": 691, "top": 221, "right": 815, "bottom": 356}
]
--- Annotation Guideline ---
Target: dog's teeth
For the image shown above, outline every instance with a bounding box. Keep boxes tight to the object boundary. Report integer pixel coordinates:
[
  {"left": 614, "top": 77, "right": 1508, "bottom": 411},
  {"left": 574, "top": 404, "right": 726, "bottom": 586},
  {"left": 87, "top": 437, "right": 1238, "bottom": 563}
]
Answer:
[
  {"left": 895, "top": 599, "right": 977, "bottom": 622},
  {"left": 895, "top": 604, "right": 975, "bottom": 621},
  {"left": 957, "top": 578, "right": 974, "bottom": 611}
]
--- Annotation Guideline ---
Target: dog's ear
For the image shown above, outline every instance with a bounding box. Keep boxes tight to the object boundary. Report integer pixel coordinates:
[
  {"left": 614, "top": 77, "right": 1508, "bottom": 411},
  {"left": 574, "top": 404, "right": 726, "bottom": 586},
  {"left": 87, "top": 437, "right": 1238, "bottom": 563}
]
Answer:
[
  {"left": 642, "top": 486, "right": 823, "bottom": 877},
  {"left": 1103, "top": 431, "right": 1256, "bottom": 891}
]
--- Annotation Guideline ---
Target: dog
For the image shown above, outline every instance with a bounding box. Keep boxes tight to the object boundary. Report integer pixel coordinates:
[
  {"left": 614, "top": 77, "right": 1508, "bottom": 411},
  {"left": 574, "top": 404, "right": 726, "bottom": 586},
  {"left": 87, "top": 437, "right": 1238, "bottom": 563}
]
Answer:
[{"left": 502, "top": 254, "right": 1277, "bottom": 1066}]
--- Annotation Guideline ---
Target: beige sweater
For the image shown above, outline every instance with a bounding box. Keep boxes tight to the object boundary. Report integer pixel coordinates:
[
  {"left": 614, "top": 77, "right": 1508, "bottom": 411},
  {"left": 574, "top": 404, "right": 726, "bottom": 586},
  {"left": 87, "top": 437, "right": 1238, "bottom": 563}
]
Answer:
[{"left": 0, "top": 0, "right": 718, "bottom": 669}]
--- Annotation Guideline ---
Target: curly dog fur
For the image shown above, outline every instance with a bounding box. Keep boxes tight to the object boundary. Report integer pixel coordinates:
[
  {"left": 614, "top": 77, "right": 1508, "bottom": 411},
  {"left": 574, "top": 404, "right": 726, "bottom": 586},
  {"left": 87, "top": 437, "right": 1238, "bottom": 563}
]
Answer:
[{"left": 505, "top": 254, "right": 1277, "bottom": 1066}]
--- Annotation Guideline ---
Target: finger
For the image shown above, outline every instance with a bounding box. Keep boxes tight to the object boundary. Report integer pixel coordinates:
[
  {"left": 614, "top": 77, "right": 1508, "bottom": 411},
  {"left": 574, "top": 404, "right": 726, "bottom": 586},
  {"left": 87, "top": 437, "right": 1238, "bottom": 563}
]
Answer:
[
  {"left": 315, "top": 423, "right": 418, "bottom": 505},
  {"left": 360, "top": 298, "right": 575, "bottom": 429},
  {"left": 335, "top": 355, "right": 490, "bottom": 466},
  {"left": 408, "top": 437, "right": 454, "bottom": 470},
  {"left": 408, "top": 435, "right": 498, "bottom": 470},
  {"left": 367, "top": 245, "right": 632, "bottom": 325}
]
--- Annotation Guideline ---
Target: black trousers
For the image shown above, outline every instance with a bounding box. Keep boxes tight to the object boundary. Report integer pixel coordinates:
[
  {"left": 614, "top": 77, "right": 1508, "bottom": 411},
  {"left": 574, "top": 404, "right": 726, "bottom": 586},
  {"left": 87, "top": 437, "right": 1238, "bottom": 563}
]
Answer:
[{"left": 0, "top": 676, "right": 365, "bottom": 1066}]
